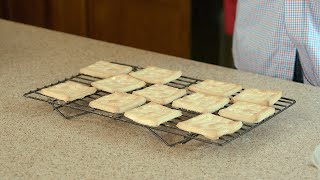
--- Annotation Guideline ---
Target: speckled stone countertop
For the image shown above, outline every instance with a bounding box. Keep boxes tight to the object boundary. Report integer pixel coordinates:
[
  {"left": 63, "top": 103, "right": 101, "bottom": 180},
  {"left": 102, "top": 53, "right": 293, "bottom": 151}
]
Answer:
[{"left": 0, "top": 19, "right": 319, "bottom": 179}]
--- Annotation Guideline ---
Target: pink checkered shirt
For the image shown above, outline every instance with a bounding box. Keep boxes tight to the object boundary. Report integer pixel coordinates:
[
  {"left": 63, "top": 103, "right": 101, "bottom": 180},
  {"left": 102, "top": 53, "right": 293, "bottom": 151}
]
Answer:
[{"left": 232, "top": 1, "right": 320, "bottom": 86}]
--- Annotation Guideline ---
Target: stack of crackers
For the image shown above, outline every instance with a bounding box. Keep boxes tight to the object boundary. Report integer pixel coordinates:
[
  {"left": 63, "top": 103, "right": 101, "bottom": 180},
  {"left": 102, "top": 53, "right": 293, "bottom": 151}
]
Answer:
[{"left": 39, "top": 61, "right": 282, "bottom": 140}]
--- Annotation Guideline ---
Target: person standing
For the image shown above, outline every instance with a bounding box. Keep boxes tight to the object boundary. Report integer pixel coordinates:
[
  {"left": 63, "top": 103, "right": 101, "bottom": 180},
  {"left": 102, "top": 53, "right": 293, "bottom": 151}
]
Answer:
[{"left": 232, "top": 1, "right": 320, "bottom": 86}]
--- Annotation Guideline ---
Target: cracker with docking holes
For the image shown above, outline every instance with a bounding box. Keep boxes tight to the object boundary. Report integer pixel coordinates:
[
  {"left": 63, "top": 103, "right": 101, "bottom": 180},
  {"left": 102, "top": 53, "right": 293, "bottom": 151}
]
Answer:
[
  {"left": 39, "top": 81, "right": 96, "bottom": 102},
  {"left": 129, "top": 66, "right": 182, "bottom": 84},
  {"left": 172, "top": 93, "right": 229, "bottom": 113},
  {"left": 132, "top": 84, "right": 187, "bottom": 105},
  {"left": 124, "top": 102, "right": 182, "bottom": 127},
  {"left": 89, "top": 92, "right": 146, "bottom": 113},
  {"left": 231, "top": 88, "right": 282, "bottom": 106},
  {"left": 91, "top": 74, "right": 146, "bottom": 93},
  {"left": 176, "top": 113, "right": 242, "bottom": 140},
  {"left": 188, "top": 79, "right": 242, "bottom": 97},
  {"left": 80, "top": 61, "right": 132, "bottom": 78},
  {"left": 218, "top": 101, "right": 276, "bottom": 123}
]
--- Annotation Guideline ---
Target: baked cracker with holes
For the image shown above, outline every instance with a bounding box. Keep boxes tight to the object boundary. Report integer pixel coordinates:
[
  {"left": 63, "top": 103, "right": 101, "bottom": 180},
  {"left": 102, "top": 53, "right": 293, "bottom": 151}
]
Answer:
[
  {"left": 133, "top": 84, "right": 186, "bottom": 105},
  {"left": 172, "top": 93, "right": 229, "bottom": 113},
  {"left": 176, "top": 113, "right": 242, "bottom": 140},
  {"left": 188, "top": 79, "right": 242, "bottom": 97},
  {"left": 80, "top": 61, "right": 132, "bottom": 78},
  {"left": 129, "top": 66, "right": 182, "bottom": 84},
  {"left": 39, "top": 81, "right": 96, "bottom": 102},
  {"left": 91, "top": 74, "right": 146, "bottom": 93},
  {"left": 89, "top": 92, "right": 146, "bottom": 113},
  {"left": 218, "top": 101, "right": 275, "bottom": 123},
  {"left": 232, "top": 88, "right": 282, "bottom": 106},
  {"left": 124, "top": 102, "right": 182, "bottom": 127}
]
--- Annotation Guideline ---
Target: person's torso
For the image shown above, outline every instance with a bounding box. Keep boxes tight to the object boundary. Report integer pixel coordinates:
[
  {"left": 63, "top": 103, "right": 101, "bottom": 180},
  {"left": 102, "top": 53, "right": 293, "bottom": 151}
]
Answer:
[
  {"left": 233, "top": 0, "right": 296, "bottom": 81},
  {"left": 233, "top": 1, "right": 320, "bottom": 86}
]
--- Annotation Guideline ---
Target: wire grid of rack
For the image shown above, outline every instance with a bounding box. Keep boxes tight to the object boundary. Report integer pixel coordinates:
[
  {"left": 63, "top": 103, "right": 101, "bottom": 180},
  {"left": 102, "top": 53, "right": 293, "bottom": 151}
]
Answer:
[{"left": 24, "top": 62, "right": 296, "bottom": 147}]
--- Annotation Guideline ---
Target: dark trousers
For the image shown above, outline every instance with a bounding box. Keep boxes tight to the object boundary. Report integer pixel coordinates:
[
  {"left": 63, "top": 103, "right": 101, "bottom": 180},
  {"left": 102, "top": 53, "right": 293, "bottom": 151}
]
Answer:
[{"left": 293, "top": 51, "right": 304, "bottom": 83}]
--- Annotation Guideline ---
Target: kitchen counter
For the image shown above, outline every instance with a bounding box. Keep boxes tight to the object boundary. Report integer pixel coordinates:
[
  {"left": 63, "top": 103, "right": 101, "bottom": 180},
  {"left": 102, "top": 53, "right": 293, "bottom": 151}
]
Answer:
[{"left": 0, "top": 19, "right": 319, "bottom": 179}]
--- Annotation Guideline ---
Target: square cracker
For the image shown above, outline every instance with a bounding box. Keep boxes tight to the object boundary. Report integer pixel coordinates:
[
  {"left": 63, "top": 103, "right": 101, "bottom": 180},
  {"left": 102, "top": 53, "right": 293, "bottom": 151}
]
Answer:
[
  {"left": 232, "top": 88, "right": 282, "bottom": 106},
  {"left": 89, "top": 92, "right": 146, "bottom": 113},
  {"left": 218, "top": 101, "right": 276, "bottom": 123},
  {"left": 129, "top": 66, "right": 182, "bottom": 84},
  {"left": 132, "top": 84, "right": 187, "bottom": 105},
  {"left": 124, "top": 102, "right": 182, "bottom": 127},
  {"left": 39, "top": 81, "right": 96, "bottom": 102},
  {"left": 176, "top": 113, "right": 242, "bottom": 140},
  {"left": 188, "top": 79, "right": 242, "bottom": 97},
  {"left": 91, "top": 74, "right": 146, "bottom": 93},
  {"left": 80, "top": 61, "right": 132, "bottom": 78},
  {"left": 172, "top": 93, "right": 229, "bottom": 113}
]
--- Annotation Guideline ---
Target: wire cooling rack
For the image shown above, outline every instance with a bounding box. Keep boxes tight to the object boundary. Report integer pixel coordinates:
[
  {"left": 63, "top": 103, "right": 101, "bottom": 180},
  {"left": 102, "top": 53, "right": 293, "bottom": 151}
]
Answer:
[{"left": 24, "top": 62, "right": 296, "bottom": 147}]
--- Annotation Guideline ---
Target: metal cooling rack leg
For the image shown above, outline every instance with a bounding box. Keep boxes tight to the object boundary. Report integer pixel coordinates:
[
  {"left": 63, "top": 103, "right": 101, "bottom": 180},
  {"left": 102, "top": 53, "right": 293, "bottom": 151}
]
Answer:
[
  {"left": 147, "top": 128, "right": 198, "bottom": 147},
  {"left": 180, "top": 134, "right": 199, "bottom": 144},
  {"left": 49, "top": 102, "right": 91, "bottom": 120},
  {"left": 48, "top": 102, "right": 70, "bottom": 119},
  {"left": 147, "top": 128, "right": 173, "bottom": 147}
]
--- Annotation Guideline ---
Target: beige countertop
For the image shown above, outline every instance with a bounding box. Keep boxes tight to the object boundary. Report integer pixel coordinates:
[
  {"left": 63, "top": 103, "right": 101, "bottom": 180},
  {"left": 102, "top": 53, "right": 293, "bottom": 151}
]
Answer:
[{"left": 0, "top": 19, "right": 319, "bottom": 179}]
